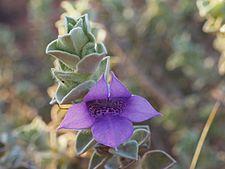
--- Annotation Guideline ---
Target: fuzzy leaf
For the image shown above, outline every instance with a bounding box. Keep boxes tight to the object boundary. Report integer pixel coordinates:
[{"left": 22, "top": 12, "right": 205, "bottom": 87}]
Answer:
[
  {"left": 46, "top": 40, "right": 80, "bottom": 69},
  {"left": 80, "top": 14, "right": 91, "bottom": 33},
  {"left": 46, "top": 14, "right": 104, "bottom": 71},
  {"left": 74, "top": 18, "right": 83, "bottom": 28},
  {"left": 51, "top": 69, "right": 90, "bottom": 86},
  {"left": 81, "top": 42, "right": 97, "bottom": 56},
  {"left": 131, "top": 128, "right": 150, "bottom": 146},
  {"left": 54, "top": 60, "right": 72, "bottom": 72},
  {"left": 79, "top": 14, "right": 95, "bottom": 42},
  {"left": 96, "top": 43, "right": 107, "bottom": 53},
  {"left": 141, "top": 150, "right": 176, "bottom": 169},
  {"left": 105, "top": 156, "right": 120, "bottom": 169},
  {"left": 76, "top": 55, "right": 105, "bottom": 74},
  {"left": 75, "top": 130, "right": 96, "bottom": 155},
  {"left": 88, "top": 152, "right": 109, "bottom": 169},
  {"left": 134, "top": 125, "right": 150, "bottom": 130},
  {"left": 52, "top": 55, "right": 109, "bottom": 104},
  {"left": 54, "top": 84, "right": 71, "bottom": 104},
  {"left": 91, "top": 56, "right": 110, "bottom": 81},
  {"left": 57, "top": 34, "right": 75, "bottom": 54},
  {"left": 109, "top": 141, "right": 138, "bottom": 160},
  {"left": 76, "top": 43, "right": 107, "bottom": 73},
  {"left": 64, "top": 16, "right": 76, "bottom": 33},
  {"left": 70, "top": 27, "right": 89, "bottom": 55},
  {"left": 65, "top": 14, "right": 94, "bottom": 41},
  {"left": 76, "top": 43, "right": 107, "bottom": 74},
  {"left": 55, "top": 80, "right": 95, "bottom": 104}
]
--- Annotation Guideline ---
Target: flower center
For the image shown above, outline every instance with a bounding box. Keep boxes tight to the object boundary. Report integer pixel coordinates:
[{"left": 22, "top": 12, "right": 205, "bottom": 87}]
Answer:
[{"left": 86, "top": 98, "right": 126, "bottom": 118}]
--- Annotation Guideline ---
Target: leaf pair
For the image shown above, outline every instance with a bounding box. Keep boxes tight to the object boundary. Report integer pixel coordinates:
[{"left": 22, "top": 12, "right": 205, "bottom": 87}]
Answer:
[
  {"left": 76, "top": 125, "right": 150, "bottom": 169},
  {"left": 46, "top": 14, "right": 109, "bottom": 104},
  {"left": 47, "top": 40, "right": 106, "bottom": 73},
  {"left": 88, "top": 141, "right": 139, "bottom": 169},
  {"left": 75, "top": 125, "right": 150, "bottom": 158},
  {"left": 76, "top": 125, "right": 176, "bottom": 169},
  {"left": 50, "top": 56, "right": 110, "bottom": 104},
  {"left": 46, "top": 14, "right": 107, "bottom": 73}
]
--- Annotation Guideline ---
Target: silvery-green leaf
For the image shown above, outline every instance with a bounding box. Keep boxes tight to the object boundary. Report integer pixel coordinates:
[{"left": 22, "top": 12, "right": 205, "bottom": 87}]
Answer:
[
  {"left": 70, "top": 27, "right": 89, "bottom": 54},
  {"left": 141, "top": 150, "right": 176, "bottom": 169},
  {"left": 96, "top": 43, "right": 107, "bottom": 54},
  {"left": 131, "top": 128, "right": 150, "bottom": 146},
  {"left": 88, "top": 152, "right": 109, "bottom": 169},
  {"left": 80, "top": 14, "right": 91, "bottom": 34},
  {"left": 91, "top": 56, "right": 110, "bottom": 81},
  {"left": 57, "top": 34, "right": 75, "bottom": 54},
  {"left": 64, "top": 14, "right": 95, "bottom": 42},
  {"left": 51, "top": 69, "right": 90, "bottom": 86},
  {"left": 46, "top": 40, "right": 80, "bottom": 69},
  {"left": 76, "top": 42, "right": 107, "bottom": 73},
  {"left": 120, "top": 159, "right": 139, "bottom": 169},
  {"left": 80, "top": 14, "right": 95, "bottom": 42},
  {"left": 134, "top": 125, "right": 150, "bottom": 131},
  {"left": 56, "top": 80, "right": 95, "bottom": 104},
  {"left": 64, "top": 16, "right": 76, "bottom": 33},
  {"left": 133, "top": 126, "right": 151, "bottom": 147},
  {"left": 105, "top": 156, "right": 120, "bottom": 169},
  {"left": 54, "top": 60, "right": 72, "bottom": 72},
  {"left": 76, "top": 54, "right": 105, "bottom": 74},
  {"left": 109, "top": 141, "right": 139, "bottom": 160},
  {"left": 74, "top": 18, "right": 83, "bottom": 29},
  {"left": 75, "top": 130, "right": 96, "bottom": 155},
  {"left": 81, "top": 42, "right": 97, "bottom": 57},
  {"left": 55, "top": 84, "right": 71, "bottom": 104}
]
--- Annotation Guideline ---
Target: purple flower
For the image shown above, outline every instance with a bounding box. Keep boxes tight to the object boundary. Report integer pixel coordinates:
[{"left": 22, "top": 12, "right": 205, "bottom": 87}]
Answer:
[{"left": 58, "top": 72, "right": 160, "bottom": 148}]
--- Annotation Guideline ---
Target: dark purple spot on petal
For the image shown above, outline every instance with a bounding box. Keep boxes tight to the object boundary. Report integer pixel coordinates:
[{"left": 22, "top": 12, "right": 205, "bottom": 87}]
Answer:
[{"left": 86, "top": 98, "right": 127, "bottom": 118}]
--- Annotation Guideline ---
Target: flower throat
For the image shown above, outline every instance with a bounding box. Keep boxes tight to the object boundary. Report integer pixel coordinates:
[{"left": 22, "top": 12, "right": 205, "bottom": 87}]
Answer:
[{"left": 86, "top": 98, "right": 126, "bottom": 118}]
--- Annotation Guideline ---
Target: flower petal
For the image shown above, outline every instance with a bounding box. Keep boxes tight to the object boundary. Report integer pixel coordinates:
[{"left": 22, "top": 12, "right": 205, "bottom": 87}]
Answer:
[
  {"left": 58, "top": 102, "right": 94, "bottom": 130},
  {"left": 84, "top": 74, "right": 108, "bottom": 102},
  {"left": 91, "top": 116, "right": 133, "bottom": 148},
  {"left": 121, "top": 95, "right": 161, "bottom": 122},
  {"left": 109, "top": 72, "right": 131, "bottom": 98}
]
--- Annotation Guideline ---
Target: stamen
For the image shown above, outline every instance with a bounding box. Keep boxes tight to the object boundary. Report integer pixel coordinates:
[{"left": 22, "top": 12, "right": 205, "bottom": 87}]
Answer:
[{"left": 86, "top": 98, "right": 126, "bottom": 118}]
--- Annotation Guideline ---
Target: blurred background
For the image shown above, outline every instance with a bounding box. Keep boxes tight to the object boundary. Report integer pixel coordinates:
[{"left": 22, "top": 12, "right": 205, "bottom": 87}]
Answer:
[{"left": 0, "top": 0, "right": 224, "bottom": 168}]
